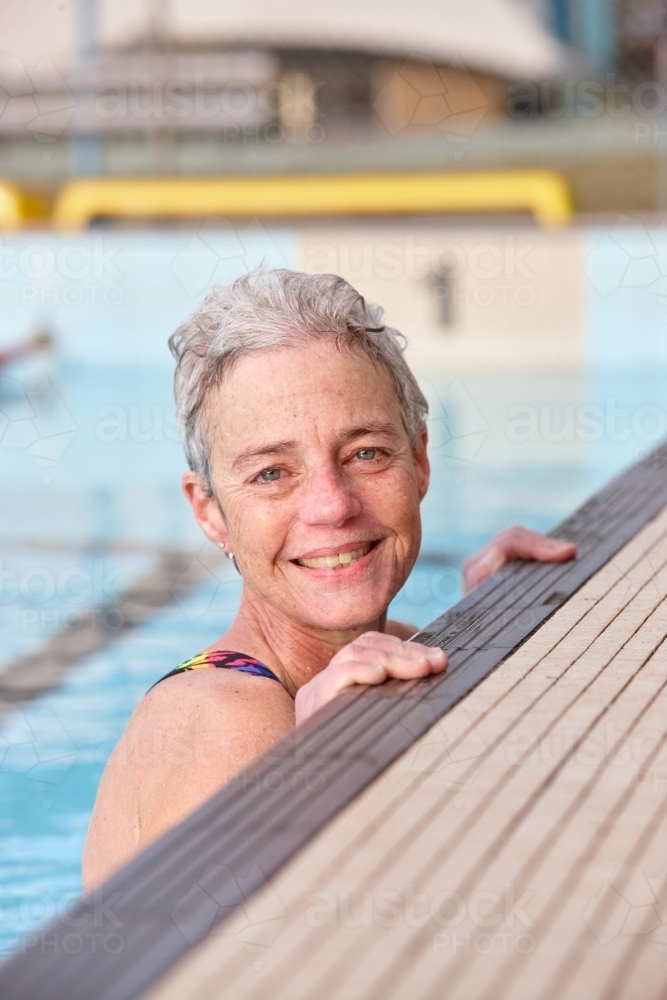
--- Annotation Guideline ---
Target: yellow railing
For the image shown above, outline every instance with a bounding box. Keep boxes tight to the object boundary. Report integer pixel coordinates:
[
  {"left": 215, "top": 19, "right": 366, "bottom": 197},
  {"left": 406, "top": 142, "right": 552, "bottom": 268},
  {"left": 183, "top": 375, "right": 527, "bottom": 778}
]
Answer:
[
  {"left": 51, "top": 170, "right": 573, "bottom": 229},
  {"left": 0, "top": 181, "right": 46, "bottom": 229},
  {"left": 0, "top": 182, "right": 21, "bottom": 228}
]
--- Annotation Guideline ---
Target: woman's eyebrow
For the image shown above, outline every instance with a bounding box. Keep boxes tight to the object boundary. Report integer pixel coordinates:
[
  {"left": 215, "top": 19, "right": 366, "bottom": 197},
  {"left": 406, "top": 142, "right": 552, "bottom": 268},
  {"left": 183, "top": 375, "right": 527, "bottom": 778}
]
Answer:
[
  {"left": 232, "top": 441, "right": 298, "bottom": 469},
  {"left": 232, "top": 424, "right": 401, "bottom": 469}
]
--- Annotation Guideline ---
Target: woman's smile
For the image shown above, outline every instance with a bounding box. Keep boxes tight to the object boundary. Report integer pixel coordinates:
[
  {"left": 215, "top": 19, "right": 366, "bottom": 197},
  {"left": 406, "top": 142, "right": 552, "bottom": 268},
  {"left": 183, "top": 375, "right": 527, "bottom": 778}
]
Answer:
[{"left": 293, "top": 539, "right": 378, "bottom": 571}]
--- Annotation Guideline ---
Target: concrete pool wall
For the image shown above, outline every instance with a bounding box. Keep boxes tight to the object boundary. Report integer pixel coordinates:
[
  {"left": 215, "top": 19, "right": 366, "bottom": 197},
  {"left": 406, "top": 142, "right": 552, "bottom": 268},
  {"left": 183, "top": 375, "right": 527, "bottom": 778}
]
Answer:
[{"left": 1, "top": 220, "right": 666, "bottom": 377}]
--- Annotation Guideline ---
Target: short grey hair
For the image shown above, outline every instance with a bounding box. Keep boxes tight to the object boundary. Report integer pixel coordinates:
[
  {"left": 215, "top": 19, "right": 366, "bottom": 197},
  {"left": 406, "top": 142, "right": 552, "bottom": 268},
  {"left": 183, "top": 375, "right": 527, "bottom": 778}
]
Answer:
[{"left": 169, "top": 268, "right": 429, "bottom": 491}]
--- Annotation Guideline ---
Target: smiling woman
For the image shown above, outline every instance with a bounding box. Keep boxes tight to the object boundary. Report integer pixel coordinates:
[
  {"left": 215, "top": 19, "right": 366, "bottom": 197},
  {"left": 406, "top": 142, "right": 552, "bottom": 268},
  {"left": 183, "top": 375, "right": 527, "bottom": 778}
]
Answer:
[{"left": 82, "top": 269, "right": 575, "bottom": 891}]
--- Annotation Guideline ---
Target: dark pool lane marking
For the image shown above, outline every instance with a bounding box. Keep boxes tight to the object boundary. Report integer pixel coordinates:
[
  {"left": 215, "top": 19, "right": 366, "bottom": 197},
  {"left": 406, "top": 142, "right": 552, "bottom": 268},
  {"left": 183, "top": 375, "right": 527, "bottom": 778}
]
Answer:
[{"left": 0, "top": 548, "right": 224, "bottom": 712}]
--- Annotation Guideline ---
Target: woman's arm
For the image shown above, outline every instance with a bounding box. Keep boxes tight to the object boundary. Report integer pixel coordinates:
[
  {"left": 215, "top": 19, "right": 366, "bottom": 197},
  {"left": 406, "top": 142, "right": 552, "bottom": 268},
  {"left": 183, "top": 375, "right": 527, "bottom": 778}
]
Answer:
[
  {"left": 84, "top": 635, "right": 446, "bottom": 890},
  {"left": 82, "top": 669, "right": 294, "bottom": 892}
]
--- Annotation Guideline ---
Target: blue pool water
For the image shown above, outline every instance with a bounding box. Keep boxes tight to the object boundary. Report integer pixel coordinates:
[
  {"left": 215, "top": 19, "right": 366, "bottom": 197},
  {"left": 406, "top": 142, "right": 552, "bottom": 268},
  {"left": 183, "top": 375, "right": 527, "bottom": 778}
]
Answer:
[{"left": 1, "top": 225, "right": 667, "bottom": 956}]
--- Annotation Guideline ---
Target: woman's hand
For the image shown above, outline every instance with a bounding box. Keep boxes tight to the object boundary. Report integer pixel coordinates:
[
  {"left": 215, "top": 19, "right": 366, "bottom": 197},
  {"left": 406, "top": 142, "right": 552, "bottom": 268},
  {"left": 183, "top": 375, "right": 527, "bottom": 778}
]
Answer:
[
  {"left": 295, "top": 631, "right": 447, "bottom": 725},
  {"left": 462, "top": 527, "right": 576, "bottom": 594}
]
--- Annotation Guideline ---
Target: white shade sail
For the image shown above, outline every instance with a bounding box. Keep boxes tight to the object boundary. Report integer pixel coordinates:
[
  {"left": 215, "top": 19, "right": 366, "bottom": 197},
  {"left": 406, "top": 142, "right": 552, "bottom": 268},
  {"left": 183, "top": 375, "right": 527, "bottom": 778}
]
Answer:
[{"left": 99, "top": 0, "right": 566, "bottom": 80}]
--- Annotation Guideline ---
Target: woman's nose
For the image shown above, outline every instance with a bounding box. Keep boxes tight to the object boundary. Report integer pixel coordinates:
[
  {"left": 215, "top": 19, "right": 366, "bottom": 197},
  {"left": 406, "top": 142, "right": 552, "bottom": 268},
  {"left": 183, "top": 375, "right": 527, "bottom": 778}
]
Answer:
[{"left": 299, "top": 467, "right": 362, "bottom": 526}]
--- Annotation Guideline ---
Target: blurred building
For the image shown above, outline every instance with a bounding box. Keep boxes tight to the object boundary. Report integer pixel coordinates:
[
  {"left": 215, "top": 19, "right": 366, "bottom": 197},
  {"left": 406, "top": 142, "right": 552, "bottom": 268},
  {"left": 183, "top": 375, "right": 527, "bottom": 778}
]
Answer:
[
  {"left": 0, "top": 0, "right": 565, "bottom": 179},
  {"left": 1, "top": 0, "right": 667, "bottom": 214}
]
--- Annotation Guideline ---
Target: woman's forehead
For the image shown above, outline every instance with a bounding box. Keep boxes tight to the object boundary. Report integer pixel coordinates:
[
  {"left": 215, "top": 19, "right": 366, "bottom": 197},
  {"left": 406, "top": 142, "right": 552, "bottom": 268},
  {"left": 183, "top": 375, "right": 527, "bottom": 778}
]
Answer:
[{"left": 208, "top": 343, "right": 405, "bottom": 452}]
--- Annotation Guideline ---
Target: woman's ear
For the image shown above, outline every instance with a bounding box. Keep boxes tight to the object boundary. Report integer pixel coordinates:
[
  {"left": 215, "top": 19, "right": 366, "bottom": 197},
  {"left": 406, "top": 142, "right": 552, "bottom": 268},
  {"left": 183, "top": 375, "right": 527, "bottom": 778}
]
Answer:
[
  {"left": 414, "top": 428, "right": 430, "bottom": 501},
  {"left": 182, "top": 471, "right": 231, "bottom": 550}
]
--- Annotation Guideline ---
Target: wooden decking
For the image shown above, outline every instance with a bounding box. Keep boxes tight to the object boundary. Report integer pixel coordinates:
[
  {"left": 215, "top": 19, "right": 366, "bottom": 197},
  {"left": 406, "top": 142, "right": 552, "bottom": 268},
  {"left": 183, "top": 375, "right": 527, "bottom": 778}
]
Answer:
[
  {"left": 142, "top": 504, "right": 667, "bottom": 999},
  {"left": 3, "top": 447, "right": 667, "bottom": 1000}
]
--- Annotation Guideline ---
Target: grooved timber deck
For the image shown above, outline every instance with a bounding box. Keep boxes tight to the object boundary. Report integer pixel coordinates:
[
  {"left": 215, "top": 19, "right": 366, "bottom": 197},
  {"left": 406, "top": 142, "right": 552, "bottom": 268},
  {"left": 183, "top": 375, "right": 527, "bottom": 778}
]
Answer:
[
  {"left": 3, "top": 444, "right": 667, "bottom": 999},
  {"left": 145, "top": 503, "right": 667, "bottom": 1000}
]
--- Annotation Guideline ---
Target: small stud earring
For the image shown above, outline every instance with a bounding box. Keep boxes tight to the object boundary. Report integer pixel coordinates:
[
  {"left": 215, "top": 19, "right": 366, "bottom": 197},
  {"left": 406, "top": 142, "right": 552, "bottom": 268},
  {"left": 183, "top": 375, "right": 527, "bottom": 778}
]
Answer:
[{"left": 219, "top": 543, "right": 240, "bottom": 574}]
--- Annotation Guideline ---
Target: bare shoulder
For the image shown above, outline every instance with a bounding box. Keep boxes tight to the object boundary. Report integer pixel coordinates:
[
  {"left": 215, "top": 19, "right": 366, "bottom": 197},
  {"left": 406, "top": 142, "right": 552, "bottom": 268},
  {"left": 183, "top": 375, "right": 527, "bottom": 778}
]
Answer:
[
  {"left": 123, "top": 668, "right": 295, "bottom": 796},
  {"left": 83, "top": 669, "right": 294, "bottom": 892},
  {"left": 114, "top": 668, "right": 292, "bottom": 773},
  {"left": 131, "top": 665, "right": 294, "bottom": 742},
  {"left": 385, "top": 619, "right": 419, "bottom": 640}
]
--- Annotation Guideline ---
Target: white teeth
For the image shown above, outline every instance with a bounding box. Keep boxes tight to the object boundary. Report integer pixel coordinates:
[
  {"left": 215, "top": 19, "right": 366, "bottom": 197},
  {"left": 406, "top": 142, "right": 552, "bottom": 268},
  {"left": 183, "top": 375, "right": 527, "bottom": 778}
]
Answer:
[{"left": 296, "top": 543, "right": 373, "bottom": 570}]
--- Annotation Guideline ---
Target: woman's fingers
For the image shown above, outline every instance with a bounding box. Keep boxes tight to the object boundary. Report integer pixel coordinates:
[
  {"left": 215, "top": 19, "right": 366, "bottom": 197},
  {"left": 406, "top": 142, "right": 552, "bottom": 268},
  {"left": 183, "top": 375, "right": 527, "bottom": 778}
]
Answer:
[
  {"left": 294, "top": 636, "right": 447, "bottom": 724},
  {"left": 345, "top": 631, "right": 445, "bottom": 664},
  {"left": 462, "top": 528, "right": 577, "bottom": 594},
  {"left": 492, "top": 527, "right": 576, "bottom": 562},
  {"left": 335, "top": 648, "right": 446, "bottom": 684},
  {"left": 333, "top": 637, "right": 446, "bottom": 682}
]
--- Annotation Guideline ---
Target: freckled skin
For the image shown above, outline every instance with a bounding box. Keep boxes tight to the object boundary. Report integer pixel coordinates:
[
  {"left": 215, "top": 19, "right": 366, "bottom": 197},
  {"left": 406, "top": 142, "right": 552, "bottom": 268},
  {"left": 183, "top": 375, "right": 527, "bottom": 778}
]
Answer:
[
  {"left": 82, "top": 340, "right": 575, "bottom": 891},
  {"left": 203, "top": 342, "right": 426, "bottom": 639}
]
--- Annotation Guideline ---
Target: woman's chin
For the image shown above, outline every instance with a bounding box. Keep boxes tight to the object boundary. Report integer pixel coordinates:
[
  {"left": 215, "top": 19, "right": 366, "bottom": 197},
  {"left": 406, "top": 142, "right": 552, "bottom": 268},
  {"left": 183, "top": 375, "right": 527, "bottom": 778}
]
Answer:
[
  {"left": 290, "top": 594, "right": 391, "bottom": 633},
  {"left": 263, "top": 544, "right": 411, "bottom": 632}
]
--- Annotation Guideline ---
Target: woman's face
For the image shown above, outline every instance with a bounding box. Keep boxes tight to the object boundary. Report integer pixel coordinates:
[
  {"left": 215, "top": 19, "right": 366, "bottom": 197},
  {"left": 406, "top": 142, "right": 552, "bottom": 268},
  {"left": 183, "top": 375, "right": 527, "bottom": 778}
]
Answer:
[{"left": 189, "top": 340, "right": 429, "bottom": 632}]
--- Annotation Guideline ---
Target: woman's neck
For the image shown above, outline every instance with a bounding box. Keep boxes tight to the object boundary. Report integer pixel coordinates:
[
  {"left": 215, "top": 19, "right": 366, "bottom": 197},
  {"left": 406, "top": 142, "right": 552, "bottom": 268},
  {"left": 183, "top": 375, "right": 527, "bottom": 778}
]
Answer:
[{"left": 215, "top": 586, "right": 386, "bottom": 698}]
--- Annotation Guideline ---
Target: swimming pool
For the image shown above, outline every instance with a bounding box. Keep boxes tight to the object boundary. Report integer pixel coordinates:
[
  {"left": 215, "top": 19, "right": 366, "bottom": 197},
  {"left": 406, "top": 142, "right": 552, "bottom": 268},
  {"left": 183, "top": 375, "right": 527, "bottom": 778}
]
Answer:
[{"left": 1, "top": 225, "right": 666, "bottom": 957}]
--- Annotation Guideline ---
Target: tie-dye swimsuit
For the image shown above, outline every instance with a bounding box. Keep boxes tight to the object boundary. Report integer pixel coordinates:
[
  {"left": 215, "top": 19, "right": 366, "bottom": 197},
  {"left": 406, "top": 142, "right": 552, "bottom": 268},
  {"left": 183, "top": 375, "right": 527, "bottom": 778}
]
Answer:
[{"left": 153, "top": 649, "right": 283, "bottom": 689}]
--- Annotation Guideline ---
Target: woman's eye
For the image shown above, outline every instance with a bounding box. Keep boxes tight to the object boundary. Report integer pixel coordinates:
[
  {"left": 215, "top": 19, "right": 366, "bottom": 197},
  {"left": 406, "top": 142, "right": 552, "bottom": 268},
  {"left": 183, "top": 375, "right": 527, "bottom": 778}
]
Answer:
[
  {"left": 356, "top": 448, "right": 378, "bottom": 461},
  {"left": 258, "top": 468, "right": 281, "bottom": 482}
]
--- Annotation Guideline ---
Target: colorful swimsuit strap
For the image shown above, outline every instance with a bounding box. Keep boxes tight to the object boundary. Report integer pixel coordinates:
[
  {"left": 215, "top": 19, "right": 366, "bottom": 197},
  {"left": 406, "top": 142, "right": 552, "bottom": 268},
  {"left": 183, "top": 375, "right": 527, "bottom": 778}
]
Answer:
[{"left": 151, "top": 649, "right": 283, "bottom": 689}]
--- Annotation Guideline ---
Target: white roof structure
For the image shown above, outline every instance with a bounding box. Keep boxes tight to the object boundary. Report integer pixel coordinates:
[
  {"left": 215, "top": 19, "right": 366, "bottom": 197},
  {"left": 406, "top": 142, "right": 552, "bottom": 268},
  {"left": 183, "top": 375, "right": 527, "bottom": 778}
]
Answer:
[{"left": 98, "top": 0, "right": 567, "bottom": 80}]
